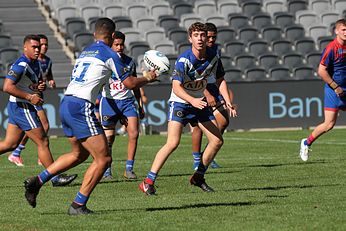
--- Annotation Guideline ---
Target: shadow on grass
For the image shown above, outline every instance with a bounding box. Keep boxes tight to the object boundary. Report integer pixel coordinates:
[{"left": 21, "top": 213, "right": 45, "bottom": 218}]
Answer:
[
  {"left": 144, "top": 201, "right": 268, "bottom": 211},
  {"left": 245, "top": 160, "right": 329, "bottom": 168},
  {"left": 159, "top": 170, "right": 242, "bottom": 178},
  {"left": 230, "top": 183, "right": 340, "bottom": 192}
]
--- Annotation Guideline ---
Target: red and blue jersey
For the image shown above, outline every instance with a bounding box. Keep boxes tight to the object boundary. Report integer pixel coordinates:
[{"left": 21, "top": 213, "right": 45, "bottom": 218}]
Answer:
[{"left": 320, "top": 38, "right": 346, "bottom": 87}]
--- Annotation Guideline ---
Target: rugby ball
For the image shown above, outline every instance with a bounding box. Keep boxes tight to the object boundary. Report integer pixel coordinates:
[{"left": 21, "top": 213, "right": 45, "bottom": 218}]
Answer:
[{"left": 143, "top": 50, "right": 170, "bottom": 76}]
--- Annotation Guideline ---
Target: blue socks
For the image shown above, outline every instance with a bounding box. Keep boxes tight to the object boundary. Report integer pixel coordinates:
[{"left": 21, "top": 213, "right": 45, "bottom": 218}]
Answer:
[
  {"left": 126, "top": 160, "right": 134, "bottom": 171},
  {"left": 146, "top": 171, "right": 157, "bottom": 183},
  {"left": 192, "top": 152, "right": 201, "bottom": 163},
  {"left": 73, "top": 191, "right": 89, "bottom": 206},
  {"left": 38, "top": 169, "right": 53, "bottom": 184},
  {"left": 12, "top": 144, "right": 25, "bottom": 157}
]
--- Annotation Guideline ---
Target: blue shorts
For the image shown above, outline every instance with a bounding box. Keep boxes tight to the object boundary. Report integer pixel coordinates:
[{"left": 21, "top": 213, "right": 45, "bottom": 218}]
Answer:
[
  {"left": 60, "top": 95, "right": 104, "bottom": 140},
  {"left": 7, "top": 102, "right": 42, "bottom": 131},
  {"left": 99, "top": 97, "right": 138, "bottom": 126},
  {"left": 324, "top": 85, "right": 346, "bottom": 111},
  {"left": 168, "top": 101, "right": 215, "bottom": 126}
]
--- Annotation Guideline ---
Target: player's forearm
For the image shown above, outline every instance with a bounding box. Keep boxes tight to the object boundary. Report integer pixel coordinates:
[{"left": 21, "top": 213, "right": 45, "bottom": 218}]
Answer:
[
  {"left": 3, "top": 79, "right": 31, "bottom": 100},
  {"left": 172, "top": 80, "right": 195, "bottom": 104},
  {"left": 218, "top": 79, "right": 232, "bottom": 104}
]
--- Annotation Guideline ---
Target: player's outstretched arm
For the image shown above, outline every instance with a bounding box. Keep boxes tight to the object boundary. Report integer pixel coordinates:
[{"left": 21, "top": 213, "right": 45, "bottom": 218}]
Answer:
[{"left": 122, "top": 69, "right": 157, "bottom": 89}]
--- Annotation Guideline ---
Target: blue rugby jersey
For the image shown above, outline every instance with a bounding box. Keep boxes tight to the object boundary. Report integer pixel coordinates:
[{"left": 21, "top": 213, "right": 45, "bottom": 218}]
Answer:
[
  {"left": 5, "top": 54, "right": 42, "bottom": 103},
  {"left": 169, "top": 47, "right": 224, "bottom": 104},
  {"left": 64, "top": 40, "right": 131, "bottom": 104}
]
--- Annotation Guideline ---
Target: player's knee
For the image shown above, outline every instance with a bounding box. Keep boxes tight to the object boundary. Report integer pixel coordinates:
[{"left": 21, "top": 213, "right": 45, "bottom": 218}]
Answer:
[
  {"left": 326, "top": 123, "right": 335, "bottom": 131},
  {"left": 210, "top": 137, "right": 223, "bottom": 149},
  {"left": 127, "top": 129, "right": 139, "bottom": 139},
  {"left": 104, "top": 155, "right": 112, "bottom": 166}
]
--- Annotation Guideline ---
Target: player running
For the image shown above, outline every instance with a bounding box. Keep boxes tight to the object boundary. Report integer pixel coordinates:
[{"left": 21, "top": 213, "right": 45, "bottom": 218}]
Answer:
[
  {"left": 23, "top": 18, "right": 157, "bottom": 215},
  {"left": 1, "top": 34, "right": 76, "bottom": 186},
  {"left": 8, "top": 34, "right": 56, "bottom": 167},
  {"left": 299, "top": 19, "right": 346, "bottom": 161},
  {"left": 139, "top": 22, "right": 235, "bottom": 195}
]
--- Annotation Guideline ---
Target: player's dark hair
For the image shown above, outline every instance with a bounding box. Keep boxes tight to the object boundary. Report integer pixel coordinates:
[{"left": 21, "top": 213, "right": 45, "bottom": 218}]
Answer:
[
  {"left": 205, "top": 22, "right": 217, "bottom": 33},
  {"left": 37, "top": 34, "right": 48, "bottom": 40},
  {"left": 114, "top": 31, "right": 125, "bottom": 41},
  {"left": 335, "top": 19, "right": 346, "bottom": 28},
  {"left": 188, "top": 22, "right": 207, "bottom": 36},
  {"left": 23, "top": 34, "right": 40, "bottom": 44},
  {"left": 94, "top": 17, "right": 115, "bottom": 36}
]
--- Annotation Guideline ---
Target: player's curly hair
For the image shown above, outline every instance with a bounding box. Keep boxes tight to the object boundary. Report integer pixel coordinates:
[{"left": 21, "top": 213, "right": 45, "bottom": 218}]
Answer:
[{"left": 188, "top": 22, "right": 207, "bottom": 36}]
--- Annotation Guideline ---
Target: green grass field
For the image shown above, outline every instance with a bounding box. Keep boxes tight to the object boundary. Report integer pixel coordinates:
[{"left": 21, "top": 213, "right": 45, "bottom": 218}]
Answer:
[{"left": 0, "top": 129, "right": 345, "bottom": 231}]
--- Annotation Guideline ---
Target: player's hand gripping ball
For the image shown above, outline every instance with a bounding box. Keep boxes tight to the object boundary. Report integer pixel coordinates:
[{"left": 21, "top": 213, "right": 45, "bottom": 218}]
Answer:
[{"left": 143, "top": 50, "right": 170, "bottom": 76}]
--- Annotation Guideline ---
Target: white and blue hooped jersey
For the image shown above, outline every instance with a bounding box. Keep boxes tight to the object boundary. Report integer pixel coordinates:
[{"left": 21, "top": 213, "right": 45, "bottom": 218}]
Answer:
[
  {"left": 64, "top": 40, "right": 131, "bottom": 104},
  {"left": 5, "top": 54, "right": 42, "bottom": 103},
  {"left": 102, "top": 52, "right": 137, "bottom": 100},
  {"left": 169, "top": 47, "right": 225, "bottom": 104}
]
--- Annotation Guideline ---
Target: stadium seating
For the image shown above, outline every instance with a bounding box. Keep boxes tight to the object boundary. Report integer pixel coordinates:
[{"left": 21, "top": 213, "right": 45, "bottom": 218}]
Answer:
[
  {"left": 224, "top": 66, "right": 243, "bottom": 82},
  {"left": 154, "top": 40, "right": 176, "bottom": 55},
  {"left": 224, "top": 40, "right": 246, "bottom": 58},
  {"left": 295, "top": 37, "right": 317, "bottom": 54},
  {"left": 263, "top": 0, "right": 286, "bottom": 16},
  {"left": 271, "top": 39, "right": 293, "bottom": 56},
  {"left": 168, "top": 27, "right": 188, "bottom": 47},
  {"left": 251, "top": 12, "right": 273, "bottom": 30},
  {"left": 258, "top": 52, "right": 280, "bottom": 70},
  {"left": 158, "top": 15, "right": 180, "bottom": 35},
  {"left": 220, "top": 55, "right": 232, "bottom": 69},
  {"left": 241, "top": 1, "right": 262, "bottom": 18},
  {"left": 0, "top": 34, "right": 13, "bottom": 49},
  {"left": 149, "top": 2, "right": 172, "bottom": 19},
  {"left": 228, "top": 13, "right": 249, "bottom": 30},
  {"left": 113, "top": 16, "right": 133, "bottom": 30},
  {"left": 103, "top": 5, "right": 124, "bottom": 18},
  {"left": 172, "top": 2, "right": 193, "bottom": 18},
  {"left": 317, "top": 36, "right": 334, "bottom": 50},
  {"left": 292, "top": 65, "right": 316, "bottom": 80},
  {"left": 305, "top": 51, "right": 322, "bottom": 68},
  {"left": 320, "top": 11, "right": 340, "bottom": 28},
  {"left": 216, "top": 26, "right": 236, "bottom": 44},
  {"left": 195, "top": 0, "right": 217, "bottom": 16},
  {"left": 274, "top": 12, "right": 295, "bottom": 29},
  {"left": 284, "top": 24, "right": 306, "bottom": 40},
  {"left": 308, "top": 24, "right": 329, "bottom": 41},
  {"left": 268, "top": 65, "right": 291, "bottom": 80},
  {"left": 261, "top": 25, "right": 282, "bottom": 42},
  {"left": 145, "top": 27, "right": 167, "bottom": 48},
  {"left": 234, "top": 53, "right": 257, "bottom": 71},
  {"left": 287, "top": 0, "right": 308, "bottom": 15},
  {"left": 217, "top": 0, "right": 240, "bottom": 18},
  {"left": 310, "top": 0, "right": 331, "bottom": 14},
  {"left": 282, "top": 52, "right": 305, "bottom": 71},
  {"left": 243, "top": 66, "right": 268, "bottom": 81},
  {"left": 128, "top": 41, "right": 151, "bottom": 59},
  {"left": 238, "top": 26, "right": 259, "bottom": 43},
  {"left": 248, "top": 39, "right": 269, "bottom": 56}
]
